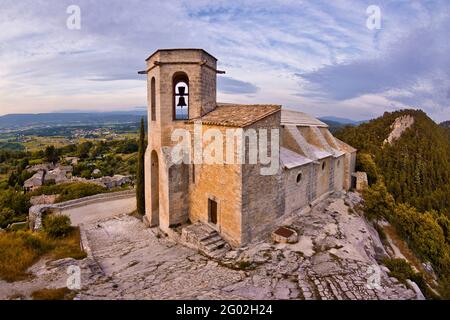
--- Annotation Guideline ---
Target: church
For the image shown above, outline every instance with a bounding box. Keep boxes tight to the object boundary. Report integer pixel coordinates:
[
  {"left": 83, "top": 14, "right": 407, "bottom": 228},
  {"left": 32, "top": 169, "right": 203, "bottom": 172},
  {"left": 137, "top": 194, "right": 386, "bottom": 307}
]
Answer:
[{"left": 141, "top": 49, "right": 356, "bottom": 248}]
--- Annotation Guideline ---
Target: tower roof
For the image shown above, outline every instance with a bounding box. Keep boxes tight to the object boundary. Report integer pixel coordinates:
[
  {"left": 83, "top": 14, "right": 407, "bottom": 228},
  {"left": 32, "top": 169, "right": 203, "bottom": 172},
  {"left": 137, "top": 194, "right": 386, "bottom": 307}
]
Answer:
[{"left": 145, "top": 48, "right": 218, "bottom": 62}]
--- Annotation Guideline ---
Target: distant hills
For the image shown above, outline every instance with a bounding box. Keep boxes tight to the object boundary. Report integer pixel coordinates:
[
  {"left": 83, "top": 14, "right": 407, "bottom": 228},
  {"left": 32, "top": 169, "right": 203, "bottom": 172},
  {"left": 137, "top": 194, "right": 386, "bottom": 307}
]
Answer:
[
  {"left": 0, "top": 111, "right": 147, "bottom": 131},
  {"left": 318, "top": 116, "right": 362, "bottom": 125}
]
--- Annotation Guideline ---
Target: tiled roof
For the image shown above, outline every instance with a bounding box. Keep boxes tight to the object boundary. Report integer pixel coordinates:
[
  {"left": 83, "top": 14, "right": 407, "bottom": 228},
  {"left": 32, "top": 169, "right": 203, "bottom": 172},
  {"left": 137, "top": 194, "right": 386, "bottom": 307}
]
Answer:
[
  {"left": 189, "top": 103, "right": 281, "bottom": 127},
  {"left": 281, "top": 109, "right": 328, "bottom": 127},
  {"left": 280, "top": 147, "right": 313, "bottom": 169}
]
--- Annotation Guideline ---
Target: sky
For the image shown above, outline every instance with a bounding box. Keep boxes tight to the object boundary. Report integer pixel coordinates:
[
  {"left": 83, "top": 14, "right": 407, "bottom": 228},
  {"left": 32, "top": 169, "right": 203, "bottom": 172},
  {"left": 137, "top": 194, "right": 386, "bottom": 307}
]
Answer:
[{"left": 0, "top": 0, "right": 449, "bottom": 122}]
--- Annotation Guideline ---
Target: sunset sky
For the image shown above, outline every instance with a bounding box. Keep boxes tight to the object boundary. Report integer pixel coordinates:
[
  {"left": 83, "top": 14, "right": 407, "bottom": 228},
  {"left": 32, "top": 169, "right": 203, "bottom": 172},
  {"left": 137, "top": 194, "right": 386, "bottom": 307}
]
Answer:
[{"left": 1, "top": 0, "right": 449, "bottom": 121}]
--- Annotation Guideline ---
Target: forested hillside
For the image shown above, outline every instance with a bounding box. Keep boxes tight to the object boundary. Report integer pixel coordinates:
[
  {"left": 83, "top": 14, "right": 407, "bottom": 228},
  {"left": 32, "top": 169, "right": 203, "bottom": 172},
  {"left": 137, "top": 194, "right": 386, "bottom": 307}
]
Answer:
[
  {"left": 337, "top": 110, "right": 450, "bottom": 214},
  {"left": 336, "top": 109, "right": 450, "bottom": 298}
]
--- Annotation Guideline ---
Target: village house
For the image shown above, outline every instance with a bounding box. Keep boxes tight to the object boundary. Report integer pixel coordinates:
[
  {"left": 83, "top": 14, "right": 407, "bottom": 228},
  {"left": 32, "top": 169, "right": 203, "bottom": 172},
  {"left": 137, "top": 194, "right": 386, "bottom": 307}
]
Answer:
[
  {"left": 24, "top": 170, "right": 45, "bottom": 192},
  {"left": 24, "top": 163, "right": 73, "bottom": 192},
  {"left": 141, "top": 49, "right": 356, "bottom": 248}
]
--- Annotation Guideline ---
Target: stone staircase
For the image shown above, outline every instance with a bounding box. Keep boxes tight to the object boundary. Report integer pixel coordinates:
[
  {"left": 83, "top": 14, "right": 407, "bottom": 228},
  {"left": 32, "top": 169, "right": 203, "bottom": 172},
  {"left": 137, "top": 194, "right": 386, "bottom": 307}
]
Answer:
[{"left": 181, "top": 222, "right": 231, "bottom": 259}]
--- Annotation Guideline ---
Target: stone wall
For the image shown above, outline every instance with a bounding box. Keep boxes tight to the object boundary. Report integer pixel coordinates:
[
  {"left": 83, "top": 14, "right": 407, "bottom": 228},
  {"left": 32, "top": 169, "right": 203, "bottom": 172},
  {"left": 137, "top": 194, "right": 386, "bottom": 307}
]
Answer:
[
  {"left": 188, "top": 124, "right": 243, "bottom": 247},
  {"left": 283, "top": 164, "right": 312, "bottom": 216},
  {"left": 343, "top": 151, "right": 357, "bottom": 190},
  {"left": 241, "top": 112, "right": 284, "bottom": 245},
  {"left": 168, "top": 163, "right": 190, "bottom": 226},
  {"left": 316, "top": 158, "right": 331, "bottom": 197},
  {"left": 333, "top": 155, "right": 345, "bottom": 192},
  {"left": 29, "top": 189, "right": 135, "bottom": 231}
]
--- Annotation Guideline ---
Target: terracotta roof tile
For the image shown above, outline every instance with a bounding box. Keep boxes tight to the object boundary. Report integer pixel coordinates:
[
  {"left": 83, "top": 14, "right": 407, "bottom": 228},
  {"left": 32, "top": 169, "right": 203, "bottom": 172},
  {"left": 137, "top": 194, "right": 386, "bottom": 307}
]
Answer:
[{"left": 189, "top": 103, "right": 281, "bottom": 127}]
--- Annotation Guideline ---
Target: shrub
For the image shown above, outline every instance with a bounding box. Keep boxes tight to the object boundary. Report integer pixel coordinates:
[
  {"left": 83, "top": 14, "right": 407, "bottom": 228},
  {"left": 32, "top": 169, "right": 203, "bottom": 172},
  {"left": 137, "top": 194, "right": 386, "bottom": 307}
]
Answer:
[
  {"left": 0, "top": 228, "right": 85, "bottom": 282},
  {"left": 0, "top": 188, "right": 31, "bottom": 216},
  {"left": 55, "top": 183, "right": 106, "bottom": 202},
  {"left": 31, "top": 287, "right": 74, "bottom": 300},
  {"left": 43, "top": 215, "right": 72, "bottom": 238},
  {"left": 383, "top": 258, "right": 415, "bottom": 283},
  {"left": 356, "top": 153, "right": 379, "bottom": 185},
  {"left": 362, "top": 181, "right": 395, "bottom": 221},
  {"left": 31, "top": 182, "right": 107, "bottom": 203},
  {"left": 236, "top": 261, "right": 254, "bottom": 270},
  {"left": 0, "top": 208, "right": 15, "bottom": 229},
  {"left": 383, "top": 257, "right": 439, "bottom": 300},
  {"left": 0, "top": 232, "right": 44, "bottom": 281}
]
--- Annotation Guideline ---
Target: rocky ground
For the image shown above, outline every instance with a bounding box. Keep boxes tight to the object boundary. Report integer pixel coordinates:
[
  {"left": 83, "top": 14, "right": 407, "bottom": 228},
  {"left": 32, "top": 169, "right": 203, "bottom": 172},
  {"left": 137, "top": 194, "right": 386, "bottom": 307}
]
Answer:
[{"left": 1, "top": 192, "right": 422, "bottom": 300}]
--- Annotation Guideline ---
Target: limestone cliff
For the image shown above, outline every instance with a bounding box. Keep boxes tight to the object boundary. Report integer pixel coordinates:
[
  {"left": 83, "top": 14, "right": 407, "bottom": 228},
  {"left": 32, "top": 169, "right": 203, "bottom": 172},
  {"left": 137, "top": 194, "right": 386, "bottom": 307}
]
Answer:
[{"left": 383, "top": 115, "right": 415, "bottom": 145}]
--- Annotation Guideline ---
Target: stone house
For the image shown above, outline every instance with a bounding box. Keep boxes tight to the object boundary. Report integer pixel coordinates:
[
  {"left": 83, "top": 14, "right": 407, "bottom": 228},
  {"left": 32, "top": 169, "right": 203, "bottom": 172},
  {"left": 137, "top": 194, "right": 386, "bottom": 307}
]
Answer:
[
  {"left": 24, "top": 170, "right": 45, "bottom": 192},
  {"left": 141, "top": 49, "right": 356, "bottom": 247},
  {"left": 44, "top": 166, "right": 73, "bottom": 184}
]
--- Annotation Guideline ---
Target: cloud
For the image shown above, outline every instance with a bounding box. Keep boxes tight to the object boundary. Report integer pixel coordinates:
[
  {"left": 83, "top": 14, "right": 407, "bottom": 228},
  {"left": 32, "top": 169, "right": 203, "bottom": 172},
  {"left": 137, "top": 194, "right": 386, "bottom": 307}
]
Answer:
[
  {"left": 0, "top": 0, "right": 449, "bottom": 121},
  {"left": 218, "top": 77, "right": 259, "bottom": 94},
  {"left": 297, "top": 24, "right": 450, "bottom": 101}
]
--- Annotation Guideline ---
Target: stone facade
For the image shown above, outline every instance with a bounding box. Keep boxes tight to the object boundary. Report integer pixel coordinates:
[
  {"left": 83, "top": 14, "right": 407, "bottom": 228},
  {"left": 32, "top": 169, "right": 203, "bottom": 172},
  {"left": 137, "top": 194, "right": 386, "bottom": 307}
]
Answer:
[{"left": 142, "top": 48, "right": 356, "bottom": 247}]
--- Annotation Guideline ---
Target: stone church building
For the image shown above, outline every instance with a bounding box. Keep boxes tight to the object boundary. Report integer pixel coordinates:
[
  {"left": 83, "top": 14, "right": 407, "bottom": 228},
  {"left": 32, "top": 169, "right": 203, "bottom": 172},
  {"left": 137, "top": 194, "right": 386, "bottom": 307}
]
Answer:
[{"left": 142, "top": 49, "right": 356, "bottom": 248}]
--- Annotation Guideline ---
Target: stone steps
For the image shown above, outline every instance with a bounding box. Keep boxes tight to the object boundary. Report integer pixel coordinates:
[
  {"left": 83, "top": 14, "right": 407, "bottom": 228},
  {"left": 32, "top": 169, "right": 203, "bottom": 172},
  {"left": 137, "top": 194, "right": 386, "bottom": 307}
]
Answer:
[
  {"left": 200, "top": 231, "right": 230, "bottom": 256},
  {"left": 181, "top": 222, "right": 231, "bottom": 259}
]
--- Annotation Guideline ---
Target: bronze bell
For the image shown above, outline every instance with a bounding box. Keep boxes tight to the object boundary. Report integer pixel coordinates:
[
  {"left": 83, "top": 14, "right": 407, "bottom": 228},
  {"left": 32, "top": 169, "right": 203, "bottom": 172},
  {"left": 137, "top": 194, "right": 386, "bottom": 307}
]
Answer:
[{"left": 177, "top": 96, "right": 187, "bottom": 107}]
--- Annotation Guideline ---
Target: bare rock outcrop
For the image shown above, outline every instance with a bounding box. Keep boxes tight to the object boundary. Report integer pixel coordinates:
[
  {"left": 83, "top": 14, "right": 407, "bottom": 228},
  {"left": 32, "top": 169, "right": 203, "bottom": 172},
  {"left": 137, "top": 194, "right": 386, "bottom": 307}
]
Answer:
[{"left": 383, "top": 115, "right": 415, "bottom": 145}]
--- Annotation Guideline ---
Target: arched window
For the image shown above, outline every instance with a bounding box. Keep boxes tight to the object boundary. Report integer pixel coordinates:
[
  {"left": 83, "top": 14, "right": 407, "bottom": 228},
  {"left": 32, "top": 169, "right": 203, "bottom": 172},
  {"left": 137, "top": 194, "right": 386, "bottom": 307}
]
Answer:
[
  {"left": 173, "top": 73, "right": 189, "bottom": 120},
  {"left": 150, "top": 77, "right": 156, "bottom": 121},
  {"left": 296, "top": 172, "right": 302, "bottom": 184}
]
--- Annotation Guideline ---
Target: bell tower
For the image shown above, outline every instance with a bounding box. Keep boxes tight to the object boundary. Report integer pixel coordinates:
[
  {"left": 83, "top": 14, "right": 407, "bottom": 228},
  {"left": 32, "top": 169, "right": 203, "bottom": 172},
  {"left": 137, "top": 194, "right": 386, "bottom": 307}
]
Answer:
[
  {"left": 141, "top": 49, "right": 221, "bottom": 230},
  {"left": 142, "top": 49, "right": 219, "bottom": 147}
]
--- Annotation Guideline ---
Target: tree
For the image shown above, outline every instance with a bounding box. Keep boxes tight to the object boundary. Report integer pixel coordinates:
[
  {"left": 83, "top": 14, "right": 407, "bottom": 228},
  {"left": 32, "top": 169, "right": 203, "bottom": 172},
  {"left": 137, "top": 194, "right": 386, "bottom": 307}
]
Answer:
[
  {"left": 44, "top": 145, "right": 59, "bottom": 164},
  {"left": 362, "top": 181, "right": 395, "bottom": 221},
  {"left": 77, "top": 141, "right": 93, "bottom": 159},
  {"left": 136, "top": 118, "right": 146, "bottom": 216},
  {"left": 356, "top": 153, "right": 379, "bottom": 185}
]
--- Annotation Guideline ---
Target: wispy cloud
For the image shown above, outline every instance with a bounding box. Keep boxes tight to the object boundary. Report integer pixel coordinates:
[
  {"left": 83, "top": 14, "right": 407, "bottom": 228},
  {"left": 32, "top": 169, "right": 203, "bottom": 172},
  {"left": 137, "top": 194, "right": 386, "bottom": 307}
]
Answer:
[
  {"left": 0, "top": 0, "right": 449, "bottom": 121},
  {"left": 218, "top": 77, "right": 259, "bottom": 94}
]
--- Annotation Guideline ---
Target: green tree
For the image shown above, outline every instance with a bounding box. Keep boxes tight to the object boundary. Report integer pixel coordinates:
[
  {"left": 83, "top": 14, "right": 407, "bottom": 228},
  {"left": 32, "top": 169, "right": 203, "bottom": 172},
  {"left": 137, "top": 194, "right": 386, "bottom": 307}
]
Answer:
[
  {"left": 77, "top": 141, "right": 93, "bottom": 159},
  {"left": 0, "top": 208, "right": 16, "bottom": 229},
  {"left": 362, "top": 181, "right": 395, "bottom": 221},
  {"left": 136, "top": 118, "right": 146, "bottom": 216},
  {"left": 356, "top": 153, "right": 379, "bottom": 185},
  {"left": 44, "top": 145, "right": 59, "bottom": 164}
]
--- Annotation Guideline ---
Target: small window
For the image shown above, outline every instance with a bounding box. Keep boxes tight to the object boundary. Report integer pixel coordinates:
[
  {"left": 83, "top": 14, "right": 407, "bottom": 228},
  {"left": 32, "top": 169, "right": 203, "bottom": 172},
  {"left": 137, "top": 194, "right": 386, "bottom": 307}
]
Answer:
[
  {"left": 322, "top": 162, "right": 326, "bottom": 171},
  {"left": 173, "top": 73, "right": 189, "bottom": 120},
  {"left": 192, "top": 164, "right": 195, "bottom": 184},
  {"left": 337, "top": 160, "right": 341, "bottom": 167},
  {"left": 296, "top": 172, "right": 302, "bottom": 184},
  {"left": 150, "top": 77, "right": 156, "bottom": 121}
]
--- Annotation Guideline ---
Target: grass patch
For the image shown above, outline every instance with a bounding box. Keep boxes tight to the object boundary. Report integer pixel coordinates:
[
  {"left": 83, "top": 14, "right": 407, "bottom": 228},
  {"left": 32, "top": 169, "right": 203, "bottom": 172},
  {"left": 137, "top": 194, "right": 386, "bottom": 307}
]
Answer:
[
  {"left": 31, "top": 287, "right": 75, "bottom": 300},
  {"left": 0, "top": 227, "right": 86, "bottom": 282},
  {"left": 236, "top": 260, "right": 254, "bottom": 270}
]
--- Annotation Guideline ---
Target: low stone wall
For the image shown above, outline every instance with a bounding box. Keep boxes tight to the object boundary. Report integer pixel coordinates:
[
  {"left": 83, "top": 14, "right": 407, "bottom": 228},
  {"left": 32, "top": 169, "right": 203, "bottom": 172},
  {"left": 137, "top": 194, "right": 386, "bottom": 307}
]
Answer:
[
  {"left": 29, "top": 189, "right": 135, "bottom": 231},
  {"left": 56, "top": 189, "right": 135, "bottom": 210}
]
